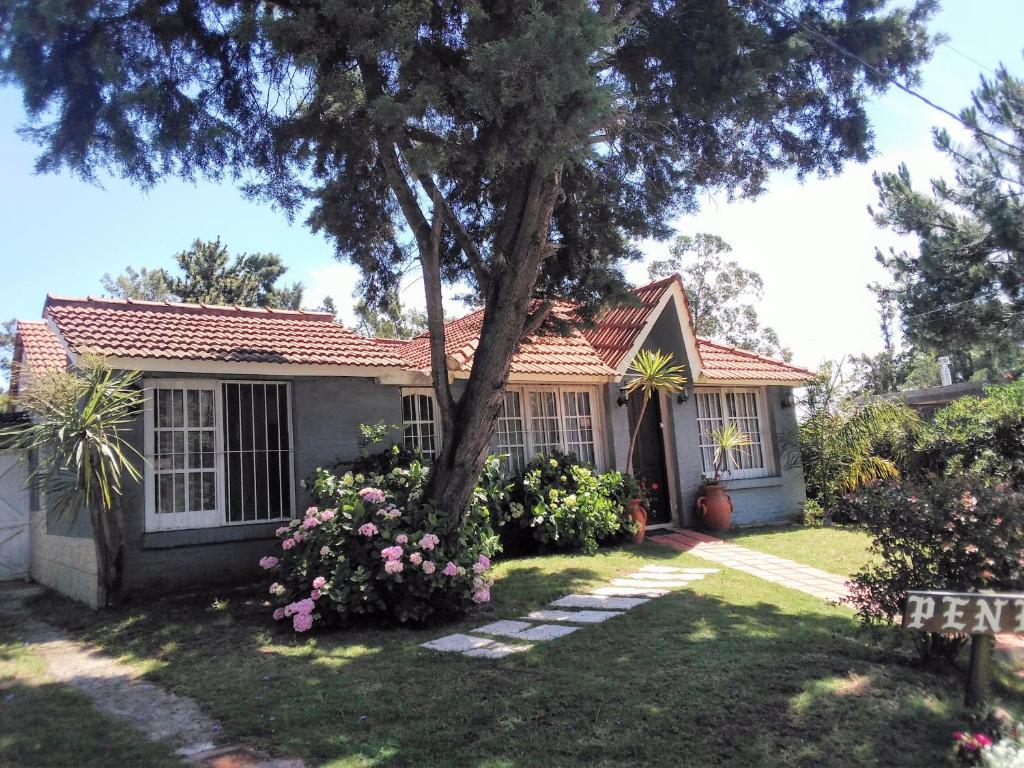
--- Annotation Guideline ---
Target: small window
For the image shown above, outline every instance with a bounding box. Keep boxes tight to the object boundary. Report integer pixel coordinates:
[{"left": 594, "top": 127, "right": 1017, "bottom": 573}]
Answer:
[
  {"left": 528, "top": 390, "right": 561, "bottom": 456},
  {"left": 561, "top": 390, "right": 596, "bottom": 465},
  {"left": 402, "top": 392, "right": 438, "bottom": 459}
]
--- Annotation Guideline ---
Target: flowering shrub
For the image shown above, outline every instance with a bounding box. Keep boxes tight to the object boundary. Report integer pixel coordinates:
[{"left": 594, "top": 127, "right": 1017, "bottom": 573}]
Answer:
[
  {"left": 951, "top": 715, "right": 1024, "bottom": 767},
  {"left": 260, "top": 462, "right": 499, "bottom": 631},
  {"left": 838, "top": 474, "right": 1024, "bottom": 661},
  {"left": 501, "top": 452, "right": 633, "bottom": 555}
]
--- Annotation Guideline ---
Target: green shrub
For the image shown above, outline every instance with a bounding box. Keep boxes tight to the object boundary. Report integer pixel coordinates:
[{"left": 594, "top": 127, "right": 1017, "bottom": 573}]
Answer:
[
  {"left": 915, "top": 380, "right": 1024, "bottom": 488},
  {"left": 502, "top": 451, "right": 633, "bottom": 555},
  {"left": 262, "top": 460, "right": 500, "bottom": 629},
  {"left": 838, "top": 474, "right": 1024, "bottom": 662},
  {"left": 800, "top": 498, "right": 826, "bottom": 527}
]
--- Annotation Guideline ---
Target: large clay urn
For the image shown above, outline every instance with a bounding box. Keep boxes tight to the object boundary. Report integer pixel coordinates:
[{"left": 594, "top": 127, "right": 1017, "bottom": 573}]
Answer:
[
  {"left": 697, "top": 483, "right": 733, "bottom": 531},
  {"left": 627, "top": 498, "right": 648, "bottom": 544}
]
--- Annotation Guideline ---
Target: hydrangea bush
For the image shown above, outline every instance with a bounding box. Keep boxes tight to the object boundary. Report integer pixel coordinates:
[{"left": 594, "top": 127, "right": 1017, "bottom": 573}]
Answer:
[{"left": 260, "top": 461, "right": 499, "bottom": 632}]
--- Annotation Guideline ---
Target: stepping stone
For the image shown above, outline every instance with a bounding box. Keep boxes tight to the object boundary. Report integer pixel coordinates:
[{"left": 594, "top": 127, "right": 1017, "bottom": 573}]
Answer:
[
  {"left": 472, "top": 620, "right": 579, "bottom": 642},
  {"left": 592, "top": 586, "right": 668, "bottom": 598},
  {"left": 524, "top": 609, "right": 623, "bottom": 624},
  {"left": 625, "top": 572, "right": 702, "bottom": 582},
  {"left": 612, "top": 578, "right": 692, "bottom": 588},
  {"left": 680, "top": 568, "right": 719, "bottom": 574},
  {"left": 464, "top": 641, "right": 533, "bottom": 659},
  {"left": 637, "top": 565, "right": 684, "bottom": 573},
  {"left": 421, "top": 633, "right": 497, "bottom": 653},
  {"left": 551, "top": 594, "right": 648, "bottom": 610}
]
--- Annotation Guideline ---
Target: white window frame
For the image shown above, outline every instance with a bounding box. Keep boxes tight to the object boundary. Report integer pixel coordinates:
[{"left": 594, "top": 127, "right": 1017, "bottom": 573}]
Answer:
[
  {"left": 143, "top": 379, "right": 295, "bottom": 532},
  {"left": 495, "top": 390, "right": 528, "bottom": 474},
  {"left": 694, "top": 387, "right": 773, "bottom": 480},
  {"left": 401, "top": 388, "right": 441, "bottom": 459},
  {"left": 401, "top": 384, "right": 607, "bottom": 471}
]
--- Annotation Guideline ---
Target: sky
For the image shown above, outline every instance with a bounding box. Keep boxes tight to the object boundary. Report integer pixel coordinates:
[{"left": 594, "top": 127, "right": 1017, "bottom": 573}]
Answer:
[{"left": 0, "top": 2, "right": 1021, "bottom": 373}]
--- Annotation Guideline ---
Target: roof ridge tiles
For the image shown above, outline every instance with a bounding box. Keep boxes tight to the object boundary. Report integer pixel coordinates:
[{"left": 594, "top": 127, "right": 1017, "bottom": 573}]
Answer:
[{"left": 44, "top": 294, "right": 336, "bottom": 321}]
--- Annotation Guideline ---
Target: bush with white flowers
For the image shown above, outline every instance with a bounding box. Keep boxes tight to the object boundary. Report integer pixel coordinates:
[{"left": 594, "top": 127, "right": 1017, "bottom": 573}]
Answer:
[{"left": 260, "top": 462, "right": 499, "bottom": 631}]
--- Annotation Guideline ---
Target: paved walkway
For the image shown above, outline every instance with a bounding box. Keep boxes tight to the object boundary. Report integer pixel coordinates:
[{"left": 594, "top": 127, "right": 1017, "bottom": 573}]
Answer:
[
  {"left": 420, "top": 563, "right": 719, "bottom": 658},
  {"left": 0, "top": 583, "right": 303, "bottom": 768},
  {"left": 650, "top": 529, "right": 851, "bottom": 602}
]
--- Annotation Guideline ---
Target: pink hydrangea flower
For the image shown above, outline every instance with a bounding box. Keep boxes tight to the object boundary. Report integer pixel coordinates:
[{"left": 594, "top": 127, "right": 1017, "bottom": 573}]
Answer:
[
  {"left": 302, "top": 517, "right": 320, "bottom": 530},
  {"left": 275, "top": 526, "right": 290, "bottom": 536},
  {"left": 472, "top": 555, "right": 491, "bottom": 574},
  {"left": 321, "top": 509, "right": 336, "bottom": 521},
  {"left": 320, "top": 545, "right": 332, "bottom": 556},
  {"left": 294, "top": 598, "right": 315, "bottom": 614},
  {"left": 282, "top": 538, "right": 296, "bottom": 551},
  {"left": 259, "top": 556, "right": 279, "bottom": 570},
  {"left": 269, "top": 582, "right": 285, "bottom": 596},
  {"left": 310, "top": 589, "right": 321, "bottom": 600},
  {"left": 472, "top": 587, "right": 491, "bottom": 604},
  {"left": 419, "top": 533, "right": 440, "bottom": 551},
  {"left": 359, "top": 487, "right": 386, "bottom": 504},
  {"left": 421, "top": 561, "right": 436, "bottom": 575},
  {"left": 384, "top": 560, "right": 404, "bottom": 574},
  {"left": 312, "top": 576, "right": 327, "bottom": 590},
  {"left": 443, "top": 561, "right": 458, "bottom": 577},
  {"left": 409, "top": 552, "right": 423, "bottom": 566},
  {"left": 358, "top": 522, "right": 378, "bottom": 537},
  {"left": 293, "top": 533, "right": 306, "bottom": 543},
  {"left": 381, "top": 545, "right": 404, "bottom": 562},
  {"left": 962, "top": 491, "right": 978, "bottom": 510},
  {"left": 273, "top": 607, "right": 285, "bottom": 621},
  {"left": 293, "top": 612, "right": 314, "bottom": 633},
  {"left": 395, "top": 534, "right": 408, "bottom": 545},
  {"left": 305, "top": 506, "right": 319, "bottom": 518}
]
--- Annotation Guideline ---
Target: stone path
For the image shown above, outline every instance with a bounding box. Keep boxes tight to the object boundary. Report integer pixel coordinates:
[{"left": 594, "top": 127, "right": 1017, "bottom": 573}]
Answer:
[
  {"left": 0, "top": 583, "right": 303, "bottom": 768},
  {"left": 420, "top": 563, "right": 718, "bottom": 658},
  {"left": 650, "top": 529, "right": 851, "bottom": 602}
]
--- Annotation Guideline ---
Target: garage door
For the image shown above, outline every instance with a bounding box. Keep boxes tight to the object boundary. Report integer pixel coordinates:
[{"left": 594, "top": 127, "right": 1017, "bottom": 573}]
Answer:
[{"left": 0, "top": 452, "right": 30, "bottom": 580}]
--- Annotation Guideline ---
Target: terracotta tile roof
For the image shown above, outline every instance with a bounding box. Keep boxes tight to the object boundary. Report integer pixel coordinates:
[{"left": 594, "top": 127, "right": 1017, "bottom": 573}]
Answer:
[
  {"left": 584, "top": 275, "right": 681, "bottom": 370},
  {"left": 15, "top": 321, "right": 68, "bottom": 372},
  {"left": 402, "top": 304, "right": 619, "bottom": 378},
  {"left": 43, "top": 296, "right": 408, "bottom": 368},
  {"left": 696, "top": 338, "right": 814, "bottom": 383}
]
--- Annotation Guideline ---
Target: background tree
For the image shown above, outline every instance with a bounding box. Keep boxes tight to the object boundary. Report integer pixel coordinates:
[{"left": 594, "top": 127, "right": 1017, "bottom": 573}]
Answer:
[
  {"left": 353, "top": 295, "right": 429, "bottom": 340},
  {"left": 0, "top": 0, "right": 936, "bottom": 529},
  {"left": 102, "top": 238, "right": 304, "bottom": 308},
  {"left": 0, "top": 317, "right": 16, "bottom": 404},
  {"left": 872, "top": 64, "right": 1024, "bottom": 382},
  {"left": 649, "top": 234, "right": 792, "bottom": 360}
]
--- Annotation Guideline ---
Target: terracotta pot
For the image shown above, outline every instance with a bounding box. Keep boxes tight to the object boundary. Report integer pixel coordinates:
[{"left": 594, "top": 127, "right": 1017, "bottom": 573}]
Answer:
[
  {"left": 697, "top": 483, "right": 733, "bottom": 531},
  {"left": 627, "top": 498, "right": 648, "bottom": 544}
]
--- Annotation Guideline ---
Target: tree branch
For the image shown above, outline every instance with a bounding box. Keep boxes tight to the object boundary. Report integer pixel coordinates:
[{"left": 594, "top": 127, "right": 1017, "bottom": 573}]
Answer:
[{"left": 520, "top": 299, "right": 555, "bottom": 341}]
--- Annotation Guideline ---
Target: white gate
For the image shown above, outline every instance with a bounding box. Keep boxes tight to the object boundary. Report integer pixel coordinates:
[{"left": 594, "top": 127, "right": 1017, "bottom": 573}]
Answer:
[{"left": 0, "top": 452, "right": 30, "bottom": 580}]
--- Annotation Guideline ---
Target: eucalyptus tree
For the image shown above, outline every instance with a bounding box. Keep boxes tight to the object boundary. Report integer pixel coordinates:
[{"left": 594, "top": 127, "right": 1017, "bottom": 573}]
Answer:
[{"left": 0, "top": 0, "right": 936, "bottom": 527}]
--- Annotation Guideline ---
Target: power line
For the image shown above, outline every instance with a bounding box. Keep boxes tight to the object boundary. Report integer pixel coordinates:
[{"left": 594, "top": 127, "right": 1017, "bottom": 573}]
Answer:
[
  {"left": 755, "top": 0, "right": 1021, "bottom": 155},
  {"left": 941, "top": 42, "right": 997, "bottom": 76}
]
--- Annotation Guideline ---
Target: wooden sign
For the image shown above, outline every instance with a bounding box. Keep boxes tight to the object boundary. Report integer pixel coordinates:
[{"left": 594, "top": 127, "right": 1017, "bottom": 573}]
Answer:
[
  {"left": 902, "top": 590, "right": 1024, "bottom": 635},
  {"left": 902, "top": 589, "right": 1024, "bottom": 707}
]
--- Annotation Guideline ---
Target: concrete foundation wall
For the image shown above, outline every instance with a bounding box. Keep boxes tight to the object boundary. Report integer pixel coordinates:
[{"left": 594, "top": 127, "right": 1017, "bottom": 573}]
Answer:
[{"left": 29, "top": 506, "right": 102, "bottom": 609}]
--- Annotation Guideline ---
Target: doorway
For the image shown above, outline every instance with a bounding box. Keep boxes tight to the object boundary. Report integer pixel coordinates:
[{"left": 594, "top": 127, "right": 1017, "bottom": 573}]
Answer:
[{"left": 627, "top": 394, "right": 673, "bottom": 525}]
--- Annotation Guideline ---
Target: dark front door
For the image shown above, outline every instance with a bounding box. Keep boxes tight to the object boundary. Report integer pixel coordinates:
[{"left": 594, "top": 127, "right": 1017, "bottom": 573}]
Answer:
[{"left": 628, "top": 394, "right": 672, "bottom": 525}]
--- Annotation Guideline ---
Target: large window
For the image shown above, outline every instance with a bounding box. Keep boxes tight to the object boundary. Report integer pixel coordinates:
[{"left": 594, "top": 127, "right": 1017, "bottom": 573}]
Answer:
[
  {"left": 145, "top": 380, "right": 293, "bottom": 531},
  {"left": 404, "top": 385, "right": 603, "bottom": 471},
  {"left": 695, "top": 388, "right": 771, "bottom": 479}
]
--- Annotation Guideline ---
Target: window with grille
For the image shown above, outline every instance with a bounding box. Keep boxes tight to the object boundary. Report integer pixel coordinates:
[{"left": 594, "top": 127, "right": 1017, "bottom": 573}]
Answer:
[
  {"left": 402, "top": 392, "right": 439, "bottom": 459},
  {"left": 145, "top": 380, "right": 293, "bottom": 532},
  {"left": 695, "top": 388, "right": 771, "bottom": 479},
  {"left": 561, "top": 390, "right": 596, "bottom": 465}
]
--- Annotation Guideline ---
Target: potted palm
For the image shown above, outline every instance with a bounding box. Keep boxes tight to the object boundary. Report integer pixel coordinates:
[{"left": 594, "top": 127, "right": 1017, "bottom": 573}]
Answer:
[
  {"left": 622, "top": 349, "right": 687, "bottom": 542},
  {"left": 698, "top": 423, "right": 753, "bottom": 531}
]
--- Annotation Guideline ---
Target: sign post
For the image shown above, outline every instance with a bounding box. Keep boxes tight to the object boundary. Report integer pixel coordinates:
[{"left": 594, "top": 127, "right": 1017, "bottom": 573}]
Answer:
[{"left": 902, "top": 590, "right": 1024, "bottom": 707}]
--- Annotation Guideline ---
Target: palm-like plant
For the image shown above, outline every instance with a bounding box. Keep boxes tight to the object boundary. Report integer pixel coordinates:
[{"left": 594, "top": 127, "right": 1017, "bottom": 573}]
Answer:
[
  {"left": 1, "top": 357, "right": 144, "bottom": 604},
  {"left": 709, "top": 422, "right": 754, "bottom": 482},
  {"left": 623, "top": 349, "right": 687, "bottom": 471}
]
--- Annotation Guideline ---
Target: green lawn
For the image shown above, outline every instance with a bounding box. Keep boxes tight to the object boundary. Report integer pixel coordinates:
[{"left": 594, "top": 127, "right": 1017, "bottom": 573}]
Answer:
[
  {"left": 0, "top": 625, "right": 179, "bottom": 768},
  {"left": 721, "top": 525, "right": 874, "bottom": 577},
  {"left": 23, "top": 541, "right": 1000, "bottom": 768}
]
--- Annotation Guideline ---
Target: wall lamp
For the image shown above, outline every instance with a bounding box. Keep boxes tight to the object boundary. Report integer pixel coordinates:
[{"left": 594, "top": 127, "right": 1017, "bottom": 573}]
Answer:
[
  {"left": 780, "top": 392, "right": 794, "bottom": 409},
  {"left": 676, "top": 389, "right": 689, "bottom": 405},
  {"left": 616, "top": 386, "right": 628, "bottom": 407}
]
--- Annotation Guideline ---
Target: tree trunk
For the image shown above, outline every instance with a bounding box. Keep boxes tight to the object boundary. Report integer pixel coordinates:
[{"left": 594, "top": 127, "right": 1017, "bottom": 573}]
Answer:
[
  {"left": 90, "top": 502, "right": 124, "bottom": 607},
  {"left": 421, "top": 166, "right": 564, "bottom": 537}
]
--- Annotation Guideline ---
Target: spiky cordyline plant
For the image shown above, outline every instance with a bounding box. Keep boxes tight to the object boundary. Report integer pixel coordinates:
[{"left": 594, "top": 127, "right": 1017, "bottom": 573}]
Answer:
[
  {"left": 709, "top": 423, "right": 755, "bottom": 483},
  {"left": 1, "top": 357, "right": 144, "bottom": 605},
  {"left": 623, "top": 349, "right": 687, "bottom": 472}
]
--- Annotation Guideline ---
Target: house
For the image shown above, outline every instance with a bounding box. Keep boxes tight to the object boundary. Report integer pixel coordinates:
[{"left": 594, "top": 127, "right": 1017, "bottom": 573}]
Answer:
[{"left": 7, "top": 275, "right": 812, "bottom": 607}]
